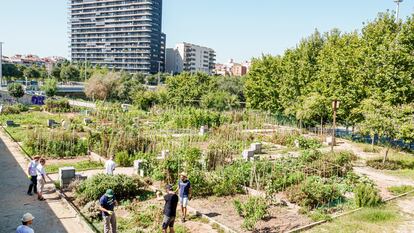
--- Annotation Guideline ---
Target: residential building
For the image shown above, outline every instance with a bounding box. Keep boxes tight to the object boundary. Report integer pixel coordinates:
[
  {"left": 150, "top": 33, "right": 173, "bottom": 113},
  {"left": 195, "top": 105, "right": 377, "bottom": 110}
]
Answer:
[
  {"left": 165, "top": 42, "right": 216, "bottom": 74},
  {"left": 2, "top": 54, "right": 66, "bottom": 71},
  {"left": 213, "top": 59, "right": 250, "bottom": 76},
  {"left": 69, "top": 0, "right": 165, "bottom": 74},
  {"left": 230, "top": 63, "right": 247, "bottom": 76}
]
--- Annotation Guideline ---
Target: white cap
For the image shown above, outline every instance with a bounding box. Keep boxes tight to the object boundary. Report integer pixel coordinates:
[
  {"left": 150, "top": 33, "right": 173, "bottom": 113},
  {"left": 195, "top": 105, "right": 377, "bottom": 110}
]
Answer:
[{"left": 21, "top": 213, "right": 34, "bottom": 222}]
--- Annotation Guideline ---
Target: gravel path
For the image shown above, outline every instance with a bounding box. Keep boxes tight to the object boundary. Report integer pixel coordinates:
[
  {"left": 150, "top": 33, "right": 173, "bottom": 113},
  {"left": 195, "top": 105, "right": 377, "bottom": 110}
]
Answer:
[{"left": 0, "top": 129, "right": 94, "bottom": 233}]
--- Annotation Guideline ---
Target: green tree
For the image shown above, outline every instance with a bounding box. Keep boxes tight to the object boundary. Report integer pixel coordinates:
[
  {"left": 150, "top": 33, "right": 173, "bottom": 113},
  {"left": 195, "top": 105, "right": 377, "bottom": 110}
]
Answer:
[
  {"left": 8, "top": 83, "right": 25, "bottom": 101},
  {"left": 356, "top": 99, "right": 397, "bottom": 162},
  {"left": 60, "top": 65, "right": 80, "bottom": 82},
  {"left": 41, "top": 78, "right": 58, "bottom": 97},
  {"left": 51, "top": 65, "right": 62, "bottom": 80},
  {"left": 244, "top": 55, "right": 283, "bottom": 112},
  {"left": 166, "top": 72, "right": 215, "bottom": 106},
  {"left": 201, "top": 91, "right": 240, "bottom": 111},
  {"left": 2, "top": 64, "right": 23, "bottom": 80},
  {"left": 23, "top": 65, "right": 41, "bottom": 80}
]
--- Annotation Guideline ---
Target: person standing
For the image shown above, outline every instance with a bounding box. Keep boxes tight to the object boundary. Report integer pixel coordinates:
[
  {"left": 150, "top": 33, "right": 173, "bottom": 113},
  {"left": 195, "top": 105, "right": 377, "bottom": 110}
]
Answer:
[
  {"left": 36, "top": 158, "right": 46, "bottom": 201},
  {"left": 158, "top": 184, "right": 179, "bottom": 233},
  {"left": 105, "top": 156, "right": 116, "bottom": 175},
  {"left": 16, "top": 213, "right": 35, "bottom": 233},
  {"left": 27, "top": 156, "right": 40, "bottom": 196},
  {"left": 99, "top": 189, "right": 117, "bottom": 233},
  {"left": 177, "top": 172, "right": 191, "bottom": 222}
]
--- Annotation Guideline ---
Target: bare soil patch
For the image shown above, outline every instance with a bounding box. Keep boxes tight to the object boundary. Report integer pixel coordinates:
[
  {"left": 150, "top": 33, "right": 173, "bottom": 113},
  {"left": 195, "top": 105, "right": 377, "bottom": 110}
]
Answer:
[{"left": 190, "top": 195, "right": 311, "bottom": 233}]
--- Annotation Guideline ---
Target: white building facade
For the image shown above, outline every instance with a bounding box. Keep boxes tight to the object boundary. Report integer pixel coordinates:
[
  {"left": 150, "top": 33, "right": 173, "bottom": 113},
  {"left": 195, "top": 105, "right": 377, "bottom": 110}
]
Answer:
[
  {"left": 166, "top": 42, "right": 216, "bottom": 75},
  {"left": 69, "top": 0, "right": 165, "bottom": 74}
]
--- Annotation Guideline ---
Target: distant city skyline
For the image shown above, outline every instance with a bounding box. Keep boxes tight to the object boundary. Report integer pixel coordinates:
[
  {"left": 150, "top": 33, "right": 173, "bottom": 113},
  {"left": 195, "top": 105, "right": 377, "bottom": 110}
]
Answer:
[{"left": 0, "top": 0, "right": 413, "bottom": 63}]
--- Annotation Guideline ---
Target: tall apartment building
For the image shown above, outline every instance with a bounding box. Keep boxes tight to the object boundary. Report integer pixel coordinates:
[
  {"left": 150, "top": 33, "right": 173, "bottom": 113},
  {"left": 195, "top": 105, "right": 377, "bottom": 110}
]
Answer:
[
  {"left": 165, "top": 42, "right": 216, "bottom": 75},
  {"left": 69, "top": 0, "right": 165, "bottom": 74}
]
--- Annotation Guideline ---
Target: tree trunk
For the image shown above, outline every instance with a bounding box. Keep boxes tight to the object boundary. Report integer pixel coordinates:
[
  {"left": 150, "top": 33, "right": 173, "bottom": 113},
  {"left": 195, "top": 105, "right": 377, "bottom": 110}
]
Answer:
[
  {"left": 371, "top": 136, "right": 375, "bottom": 150},
  {"left": 383, "top": 147, "right": 390, "bottom": 164},
  {"left": 320, "top": 117, "right": 323, "bottom": 136}
]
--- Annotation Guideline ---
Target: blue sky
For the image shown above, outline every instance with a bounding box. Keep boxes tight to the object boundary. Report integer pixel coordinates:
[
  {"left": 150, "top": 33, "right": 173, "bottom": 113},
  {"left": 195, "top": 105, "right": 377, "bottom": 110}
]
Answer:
[{"left": 0, "top": 0, "right": 412, "bottom": 63}]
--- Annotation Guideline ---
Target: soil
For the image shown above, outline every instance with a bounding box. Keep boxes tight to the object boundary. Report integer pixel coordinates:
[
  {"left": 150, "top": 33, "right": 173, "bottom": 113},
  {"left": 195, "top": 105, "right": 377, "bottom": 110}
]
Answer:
[{"left": 189, "top": 195, "right": 311, "bottom": 233}]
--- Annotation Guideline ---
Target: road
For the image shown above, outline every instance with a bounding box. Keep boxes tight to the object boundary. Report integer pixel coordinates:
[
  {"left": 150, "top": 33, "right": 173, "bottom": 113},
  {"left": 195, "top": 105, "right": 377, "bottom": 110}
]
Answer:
[{"left": 0, "top": 129, "right": 94, "bottom": 233}]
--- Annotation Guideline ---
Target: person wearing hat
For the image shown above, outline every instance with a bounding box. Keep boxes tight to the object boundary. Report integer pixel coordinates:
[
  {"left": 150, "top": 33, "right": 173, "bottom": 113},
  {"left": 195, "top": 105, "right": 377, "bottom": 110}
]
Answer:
[
  {"left": 177, "top": 172, "right": 191, "bottom": 222},
  {"left": 16, "top": 213, "right": 35, "bottom": 233},
  {"left": 158, "top": 184, "right": 179, "bottom": 233},
  {"left": 27, "top": 156, "right": 40, "bottom": 196},
  {"left": 99, "top": 189, "right": 118, "bottom": 233}
]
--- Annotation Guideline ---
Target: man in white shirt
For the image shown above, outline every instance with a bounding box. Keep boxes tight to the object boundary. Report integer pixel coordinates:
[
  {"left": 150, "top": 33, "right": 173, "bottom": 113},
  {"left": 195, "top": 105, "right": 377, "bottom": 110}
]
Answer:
[
  {"left": 16, "top": 213, "right": 35, "bottom": 233},
  {"left": 36, "top": 158, "right": 47, "bottom": 201},
  {"left": 105, "top": 156, "right": 116, "bottom": 175},
  {"left": 27, "top": 156, "right": 40, "bottom": 196}
]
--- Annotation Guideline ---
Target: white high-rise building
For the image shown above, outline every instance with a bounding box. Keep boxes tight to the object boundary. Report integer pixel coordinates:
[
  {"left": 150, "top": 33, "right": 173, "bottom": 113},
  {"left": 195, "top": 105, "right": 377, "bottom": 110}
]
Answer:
[
  {"left": 165, "top": 42, "right": 216, "bottom": 75},
  {"left": 69, "top": 0, "right": 165, "bottom": 74}
]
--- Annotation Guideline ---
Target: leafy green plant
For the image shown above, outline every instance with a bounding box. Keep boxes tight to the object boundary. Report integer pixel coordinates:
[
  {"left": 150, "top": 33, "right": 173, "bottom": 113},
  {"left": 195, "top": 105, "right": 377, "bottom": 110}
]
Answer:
[
  {"left": 75, "top": 174, "right": 147, "bottom": 204},
  {"left": 354, "top": 183, "right": 382, "bottom": 207},
  {"left": 44, "top": 98, "right": 71, "bottom": 113},
  {"left": 286, "top": 176, "right": 343, "bottom": 210},
  {"left": 233, "top": 197, "right": 268, "bottom": 230},
  {"left": 25, "top": 129, "right": 87, "bottom": 158}
]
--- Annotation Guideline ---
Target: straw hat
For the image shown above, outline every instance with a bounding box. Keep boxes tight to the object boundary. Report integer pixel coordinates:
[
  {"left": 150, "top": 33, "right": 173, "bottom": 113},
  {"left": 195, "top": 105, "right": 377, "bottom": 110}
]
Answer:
[
  {"left": 21, "top": 213, "right": 34, "bottom": 222},
  {"left": 180, "top": 172, "right": 188, "bottom": 178}
]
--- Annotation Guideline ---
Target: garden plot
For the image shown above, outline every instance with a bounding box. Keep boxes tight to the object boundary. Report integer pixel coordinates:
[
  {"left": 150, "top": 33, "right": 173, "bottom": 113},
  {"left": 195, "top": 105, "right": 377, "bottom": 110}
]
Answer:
[
  {"left": 189, "top": 195, "right": 311, "bottom": 233},
  {"left": 3, "top": 102, "right": 402, "bottom": 232}
]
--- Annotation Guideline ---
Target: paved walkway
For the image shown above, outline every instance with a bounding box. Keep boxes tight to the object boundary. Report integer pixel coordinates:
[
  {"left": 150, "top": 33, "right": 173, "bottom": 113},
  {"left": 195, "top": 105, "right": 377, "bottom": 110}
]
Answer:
[{"left": 0, "top": 129, "right": 94, "bottom": 233}]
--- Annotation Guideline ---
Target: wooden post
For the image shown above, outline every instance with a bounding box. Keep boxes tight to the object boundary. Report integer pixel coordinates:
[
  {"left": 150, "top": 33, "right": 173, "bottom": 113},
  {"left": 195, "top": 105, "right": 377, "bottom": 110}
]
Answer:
[{"left": 331, "top": 100, "right": 339, "bottom": 152}]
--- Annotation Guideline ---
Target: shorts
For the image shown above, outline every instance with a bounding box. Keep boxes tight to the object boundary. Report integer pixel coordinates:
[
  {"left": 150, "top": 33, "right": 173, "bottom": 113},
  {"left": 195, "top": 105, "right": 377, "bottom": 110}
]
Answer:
[
  {"left": 162, "top": 215, "right": 175, "bottom": 229},
  {"left": 180, "top": 197, "right": 189, "bottom": 207},
  {"left": 37, "top": 179, "right": 45, "bottom": 193}
]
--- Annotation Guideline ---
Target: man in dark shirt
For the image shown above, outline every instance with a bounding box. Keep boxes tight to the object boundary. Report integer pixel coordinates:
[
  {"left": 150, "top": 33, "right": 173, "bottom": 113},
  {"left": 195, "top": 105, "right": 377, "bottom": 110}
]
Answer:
[
  {"left": 177, "top": 172, "right": 191, "bottom": 222},
  {"left": 99, "top": 189, "right": 118, "bottom": 233},
  {"left": 158, "top": 184, "right": 179, "bottom": 233}
]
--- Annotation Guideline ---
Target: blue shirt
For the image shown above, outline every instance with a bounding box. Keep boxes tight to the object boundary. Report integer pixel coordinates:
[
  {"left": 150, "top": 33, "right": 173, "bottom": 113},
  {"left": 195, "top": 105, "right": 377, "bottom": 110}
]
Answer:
[
  {"left": 178, "top": 179, "right": 191, "bottom": 198},
  {"left": 100, "top": 195, "right": 116, "bottom": 216}
]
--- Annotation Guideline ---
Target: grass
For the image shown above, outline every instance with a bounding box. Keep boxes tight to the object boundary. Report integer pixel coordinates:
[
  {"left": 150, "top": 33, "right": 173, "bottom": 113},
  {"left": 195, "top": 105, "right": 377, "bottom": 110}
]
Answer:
[
  {"left": 388, "top": 185, "right": 414, "bottom": 195},
  {"left": 384, "top": 169, "right": 414, "bottom": 179},
  {"left": 306, "top": 204, "right": 402, "bottom": 233},
  {"left": 45, "top": 160, "right": 103, "bottom": 173}
]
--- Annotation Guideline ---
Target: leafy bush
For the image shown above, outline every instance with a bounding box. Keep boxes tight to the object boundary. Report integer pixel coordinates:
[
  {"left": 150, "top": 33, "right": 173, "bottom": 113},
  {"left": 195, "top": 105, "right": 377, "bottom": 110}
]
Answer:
[
  {"left": 25, "top": 129, "right": 87, "bottom": 158},
  {"left": 233, "top": 197, "right": 268, "bottom": 230},
  {"left": 295, "top": 136, "right": 322, "bottom": 149},
  {"left": 115, "top": 151, "right": 133, "bottom": 167},
  {"left": 2, "top": 105, "right": 21, "bottom": 114},
  {"left": 354, "top": 183, "right": 382, "bottom": 207},
  {"left": 388, "top": 185, "right": 414, "bottom": 195},
  {"left": 157, "top": 107, "right": 230, "bottom": 129},
  {"left": 75, "top": 174, "right": 147, "bottom": 204},
  {"left": 44, "top": 98, "right": 71, "bottom": 113},
  {"left": 366, "top": 159, "right": 414, "bottom": 170},
  {"left": 286, "top": 176, "right": 343, "bottom": 209},
  {"left": 1, "top": 103, "right": 29, "bottom": 114}
]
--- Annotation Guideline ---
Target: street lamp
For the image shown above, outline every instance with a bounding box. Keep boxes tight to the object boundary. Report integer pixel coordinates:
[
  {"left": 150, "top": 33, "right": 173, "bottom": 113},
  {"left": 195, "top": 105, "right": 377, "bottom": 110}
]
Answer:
[{"left": 394, "top": 0, "right": 403, "bottom": 21}]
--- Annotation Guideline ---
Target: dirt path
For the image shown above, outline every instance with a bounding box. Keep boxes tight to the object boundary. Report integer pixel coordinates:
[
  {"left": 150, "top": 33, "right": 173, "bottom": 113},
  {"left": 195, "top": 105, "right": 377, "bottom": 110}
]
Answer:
[
  {"left": 397, "top": 197, "right": 414, "bottom": 233},
  {"left": 183, "top": 220, "right": 218, "bottom": 233},
  {"left": 0, "top": 129, "right": 94, "bottom": 233}
]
